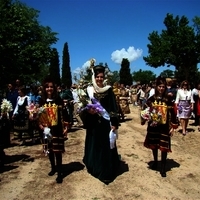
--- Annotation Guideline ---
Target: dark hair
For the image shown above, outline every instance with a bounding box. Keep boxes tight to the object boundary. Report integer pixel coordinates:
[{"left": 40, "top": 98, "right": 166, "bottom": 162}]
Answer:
[
  {"left": 93, "top": 65, "right": 105, "bottom": 77},
  {"left": 18, "top": 86, "right": 27, "bottom": 95},
  {"left": 40, "top": 76, "right": 58, "bottom": 104},
  {"left": 154, "top": 76, "right": 168, "bottom": 101},
  {"left": 180, "top": 80, "right": 190, "bottom": 90}
]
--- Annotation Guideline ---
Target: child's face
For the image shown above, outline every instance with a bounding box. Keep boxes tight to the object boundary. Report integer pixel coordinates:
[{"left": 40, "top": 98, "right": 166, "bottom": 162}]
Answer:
[{"left": 45, "top": 82, "right": 54, "bottom": 97}]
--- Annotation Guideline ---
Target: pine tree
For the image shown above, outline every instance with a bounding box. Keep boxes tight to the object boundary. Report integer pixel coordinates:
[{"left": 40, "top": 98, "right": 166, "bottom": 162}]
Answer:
[
  {"left": 119, "top": 58, "right": 133, "bottom": 86},
  {"left": 49, "top": 48, "right": 61, "bottom": 86},
  {"left": 61, "top": 42, "right": 72, "bottom": 87}
]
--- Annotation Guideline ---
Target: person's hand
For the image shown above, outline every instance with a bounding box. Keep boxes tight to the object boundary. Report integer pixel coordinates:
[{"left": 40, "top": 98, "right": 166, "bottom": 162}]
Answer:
[
  {"left": 39, "top": 124, "right": 47, "bottom": 130},
  {"left": 168, "top": 92, "right": 173, "bottom": 96},
  {"left": 111, "top": 126, "right": 117, "bottom": 131},
  {"left": 63, "top": 128, "right": 67, "bottom": 134},
  {"left": 169, "top": 128, "right": 174, "bottom": 136},
  {"left": 88, "top": 107, "right": 97, "bottom": 115}
]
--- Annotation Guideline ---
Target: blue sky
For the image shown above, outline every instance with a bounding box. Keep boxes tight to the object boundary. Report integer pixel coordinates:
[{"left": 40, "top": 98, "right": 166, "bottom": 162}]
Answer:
[{"left": 21, "top": 0, "right": 200, "bottom": 78}]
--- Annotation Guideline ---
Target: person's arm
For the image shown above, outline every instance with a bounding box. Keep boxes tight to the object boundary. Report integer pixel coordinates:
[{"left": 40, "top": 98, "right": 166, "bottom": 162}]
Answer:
[
  {"left": 13, "top": 97, "right": 19, "bottom": 116},
  {"left": 174, "top": 89, "right": 180, "bottom": 107}
]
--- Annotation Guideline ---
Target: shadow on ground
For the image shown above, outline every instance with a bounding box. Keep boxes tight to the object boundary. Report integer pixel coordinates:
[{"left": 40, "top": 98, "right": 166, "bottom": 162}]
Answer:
[
  {"left": 62, "top": 161, "right": 85, "bottom": 178},
  {"left": 148, "top": 158, "right": 180, "bottom": 173}
]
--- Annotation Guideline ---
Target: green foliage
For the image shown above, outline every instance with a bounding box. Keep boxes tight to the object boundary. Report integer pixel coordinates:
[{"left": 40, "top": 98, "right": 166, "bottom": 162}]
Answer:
[
  {"left": 0, "top": 0, "right": 58, "bottom": 87},
  {"left": 61, "top": 42, "right": 72, "bottom": 87},
  {"left": 132, "top": 69, "right": 156, "bottom": 84},
  {"left": 109, "top": 71, "right": 120, "bottom": 85},
  {"left": 49, "top": 48, "right": 60, "bottom": 86},
  {"left": 143, "top": 13, "right": 200, "bottom": 82},
  {"left": 159, "top": 69, "right": 174, "bottom": 78},
  {"left": 119, "top": 58, "right": 133, "bottom": 86}
]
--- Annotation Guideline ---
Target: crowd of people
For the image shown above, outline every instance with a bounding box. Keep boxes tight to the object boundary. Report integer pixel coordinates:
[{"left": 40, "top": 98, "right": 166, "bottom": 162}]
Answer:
[{"left": 1, "top": 68, "right": 200, "bottom": 183}]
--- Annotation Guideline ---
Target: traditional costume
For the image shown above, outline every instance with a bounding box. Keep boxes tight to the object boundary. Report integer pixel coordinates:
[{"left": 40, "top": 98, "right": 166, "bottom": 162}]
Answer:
[{"left": 82, "top": 59, "right": 120, "bottom": 183}]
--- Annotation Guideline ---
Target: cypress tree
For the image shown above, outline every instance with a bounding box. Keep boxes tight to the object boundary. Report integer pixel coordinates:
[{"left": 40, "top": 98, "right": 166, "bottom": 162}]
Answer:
[
  {"left": 61, "top": 42, "right": 72, "bottom": 87},
  {"left": 119, "top": 58, "right": 133, "bottom": 86},
  {"left": 49, "top": 48, "right": 61, "bottom": 86}
]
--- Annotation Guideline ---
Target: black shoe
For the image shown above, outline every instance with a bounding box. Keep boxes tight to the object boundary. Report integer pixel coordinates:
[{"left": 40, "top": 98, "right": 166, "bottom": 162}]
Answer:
[
  {"left": 160, "top": 171, "right": 166, "bottom": 177},
  {"left": 56, "top": 174, "right": 63, "bottom": 183},
  {"left": 48, "top": 169, "right": 56, "bottom": 176},
  {"left": 160, "top": 167, "right": 166, "bottom": 177}
]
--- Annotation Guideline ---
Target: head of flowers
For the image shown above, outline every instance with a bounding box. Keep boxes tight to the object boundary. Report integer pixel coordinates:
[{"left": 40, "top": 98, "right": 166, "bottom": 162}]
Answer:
[
  {"left": 26, "top": 103, "right": 39, "bottom": 119},
  {"left": 1, "top": 99, "right": 13, "bottom": 114},
  {"left": 141, "top": 106, "right": 162, "bottom": 126}
]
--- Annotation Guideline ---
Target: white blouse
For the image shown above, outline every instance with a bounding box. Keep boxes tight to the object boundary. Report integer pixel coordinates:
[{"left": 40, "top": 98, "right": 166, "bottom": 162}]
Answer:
[
  {"left": 13, "top": 95, "right": 31, "bottom": 115},
  {"left": 175, "top": 89, "right": 195, "bottom": 104}
]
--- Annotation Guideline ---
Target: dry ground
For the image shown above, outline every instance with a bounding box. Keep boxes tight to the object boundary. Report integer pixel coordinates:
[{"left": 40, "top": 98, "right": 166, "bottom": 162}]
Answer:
[{"left": 1, "top": 106, "right": 200, "bottom": 200}]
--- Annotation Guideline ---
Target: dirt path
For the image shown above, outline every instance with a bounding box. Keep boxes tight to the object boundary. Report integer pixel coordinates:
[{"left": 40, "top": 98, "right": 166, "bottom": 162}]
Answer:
[{"left": 1, "top": 106, "right": 200, "bottom": 200}]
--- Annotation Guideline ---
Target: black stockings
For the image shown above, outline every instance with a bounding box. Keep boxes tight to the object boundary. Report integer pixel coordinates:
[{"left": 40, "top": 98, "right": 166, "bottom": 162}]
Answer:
[
  {"left": 151, "top": 149, "right": 167, "bottom": 177},
  {"left": 48, "top": 151, "right": 63, "bottom": 183}
]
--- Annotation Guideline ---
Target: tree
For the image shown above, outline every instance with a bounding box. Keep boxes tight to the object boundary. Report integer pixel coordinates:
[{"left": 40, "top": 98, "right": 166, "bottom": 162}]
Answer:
[
  {"left": 49, "top": 48, "right": 60, "bottom": 85},
  {"left": 143, "top": 13, "right": 200, "bottom": 83},
  {"left": 109, "top": 71, "right": 120, "bottom": 85},
  {"left": 159, "top": 69, "right": 174, "bottom": 78},
  {"left": 132, "top": 69, "right": 156, "bottom": 85},
  {"left": 119, "top": 58, "right": 133, "bottom": 86},
  {"left": 0, "top": 0, "right": 58, "bottom": 87},
  {"left": 61, "top": 42, "right": 72, "bottom": 87}
]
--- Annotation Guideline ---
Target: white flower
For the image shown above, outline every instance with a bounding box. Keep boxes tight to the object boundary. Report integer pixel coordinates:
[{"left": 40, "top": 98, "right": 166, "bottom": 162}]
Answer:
[{"left": 1, "top": 99, "right": 13, "bottom": 113}]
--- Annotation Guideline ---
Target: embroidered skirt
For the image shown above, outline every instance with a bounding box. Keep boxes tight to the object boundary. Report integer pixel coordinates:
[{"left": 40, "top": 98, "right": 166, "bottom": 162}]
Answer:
[{"left": 177, "top": 100, "right": 191, "bottom": 119}]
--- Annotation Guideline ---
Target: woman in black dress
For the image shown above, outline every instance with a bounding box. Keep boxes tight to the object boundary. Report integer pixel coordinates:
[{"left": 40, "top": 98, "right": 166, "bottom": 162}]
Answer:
[
  {"left": 82, "top": 60, "right": 120, "bottom": 184},
  {"left": 12, "top": 86, "right": 31, "bottom": 144}
]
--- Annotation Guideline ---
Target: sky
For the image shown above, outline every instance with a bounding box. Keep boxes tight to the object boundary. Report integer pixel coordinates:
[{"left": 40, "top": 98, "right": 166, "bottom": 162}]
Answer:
[{"left": 21, "top": 0, "right": 200, "bottom": 79}]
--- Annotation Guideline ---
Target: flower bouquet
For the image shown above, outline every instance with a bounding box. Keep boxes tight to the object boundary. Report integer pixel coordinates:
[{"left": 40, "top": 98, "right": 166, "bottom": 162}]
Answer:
[
  {"left": 141, "top": 106, "right": 163, "bottom": 127},
  {"left": 26, "top": 103, "right": 38, "bottom": 120},
  {"left": 37, "top": 107, "right": 50, "bottom": 127},
  {"left": 0, "top": 99, "right": 13, "bottom": 118},
  {"left": 80, "top": 97, "right": 110, "bottom": 121}
]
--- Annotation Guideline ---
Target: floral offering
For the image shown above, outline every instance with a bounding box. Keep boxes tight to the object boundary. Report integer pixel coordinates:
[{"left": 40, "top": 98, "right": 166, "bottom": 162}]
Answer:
[
  {"left": 1, "top": 99, "right": 13, "bottom": 114},
  {"left": 26, "top": 103, "right": 38, "bottom": 120},
  {"left": 37, "top": 107, "right": 50, "bottom": 127},
  {"left": 141, "top": 106, "right": 163, "bottom": 126},
  {"left": 79, "top": 97, "right": 110, "bottom": 120}
]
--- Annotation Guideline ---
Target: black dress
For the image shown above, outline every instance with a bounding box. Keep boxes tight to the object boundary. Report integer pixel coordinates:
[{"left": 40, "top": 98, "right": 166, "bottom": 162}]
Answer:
[
  {"left": 39, "top": 97, "right": 65, "bottom": 153},
  {"left": 13, "top": 97, "right": 29, "bottom": 139},
  {"left": 83, "top": 87, "right": 120, "bottom": 182},
  {"left": 143, "top": 96, "right": 178, "bottom": 152}
]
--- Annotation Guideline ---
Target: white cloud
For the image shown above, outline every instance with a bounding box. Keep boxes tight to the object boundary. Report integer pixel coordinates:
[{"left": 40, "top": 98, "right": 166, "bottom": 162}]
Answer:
[
  {"left": 111, "top": 46, "right": 143, "bottom": 64},
  {"left": 73, "top": 60, "right": 91, "bottom": 74}
]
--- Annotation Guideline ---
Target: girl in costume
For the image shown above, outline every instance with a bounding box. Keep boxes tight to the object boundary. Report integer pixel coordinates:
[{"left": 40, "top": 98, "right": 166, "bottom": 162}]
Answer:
[
  {"left": 142, "top": 76, "right": 178, "bottom": 177},
  {"left": 38, "top": 77, "right": 66, "bottom": 184}
]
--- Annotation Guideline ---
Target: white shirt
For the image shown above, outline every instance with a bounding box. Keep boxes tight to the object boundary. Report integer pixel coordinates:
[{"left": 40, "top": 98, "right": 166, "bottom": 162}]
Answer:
[
  {"left": 148, "top": 88, "right": 155, "bottom": 98},
  {"left": 192, "top": 88, "right": 198, "bottom": 96},
  {"left": 175, "top": 89, "right": 194, "bottom": 103},
  {"left": 13, "top": 95, "right": 31, "bottom": 115}
]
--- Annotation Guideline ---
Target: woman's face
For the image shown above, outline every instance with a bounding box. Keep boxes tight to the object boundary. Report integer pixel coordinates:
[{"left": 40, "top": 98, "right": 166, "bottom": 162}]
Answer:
[
  {"left": 182, "top": 82, "right": 188, "bottom": 89},
  {"left": 95, "top": 72, "right": 104, "bottom": 87},
  {"left": 45, "top": 82, "right": 54, "bottom": 97},
  {"left": 18, "top": 89, "right": 24, "bottom": 97},
  {"left": 157, "top": 84, "right": 166, "bottom": 95}
]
